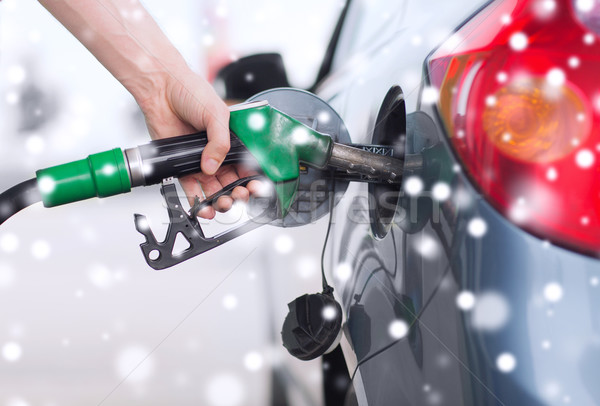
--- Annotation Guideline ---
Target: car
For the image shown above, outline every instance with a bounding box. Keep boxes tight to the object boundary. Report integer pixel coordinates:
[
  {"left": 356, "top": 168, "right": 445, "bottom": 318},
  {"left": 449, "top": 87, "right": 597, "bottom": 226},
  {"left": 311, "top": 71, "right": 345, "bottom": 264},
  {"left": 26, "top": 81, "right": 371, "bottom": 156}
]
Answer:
[{"left": 217, "top": 0, "right": 600, "bottom": 404}]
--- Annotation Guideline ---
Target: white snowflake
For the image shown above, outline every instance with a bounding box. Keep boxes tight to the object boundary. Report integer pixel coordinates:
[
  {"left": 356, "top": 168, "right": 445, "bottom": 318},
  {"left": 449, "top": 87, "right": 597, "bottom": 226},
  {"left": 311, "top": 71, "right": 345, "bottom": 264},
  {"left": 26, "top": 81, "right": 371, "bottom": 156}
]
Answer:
[
  {"left": 388, "top": 319, "right": 409, "bottom": 339},
  {"left": 546, "top": 167, "right": 558, "bottom": 181},
  {"left": 456, "top": 291, "right": 476, "bottom": 311},
  {"left": 568, "top": 56, "right": 581, "bottom": 68},
  {"left": 509, "top": 32, "right": 528, "bottom": 51},
  {"left": 274, "top": 234, "right": 294, "bottom": 254},
  {"left": 247, "top": 112, "right": 266, "bottom": 131},
  {"left": 467, "top": 217, "right": 487, "bottom": 238},
  {"left": 575, "top": 149, "right": 594, "bottom": 168},
  {"left": 2, "top": 341, "right": 22, "bottom": 362},
  {"left": 576, "top": 0, "right": 595, "bottom": 12},
  {"left": 546, "top": 68, "right": 566, "bottom": 87},
  {"left": 205, "top": 373, "right": 245, "bottom": 406},
  {"left": 543, "top": 282, "right": 563, "bottom": 302},
  {"left": 421, "top": 86, "right": 439, "bottom": 104},
  {"left": 6, "top": 65, "right": 26, "bottom": 85},
  {"left": 296, "top": 256, "right": 318, "bottom": 279},
  {"left": 322, "top": 305, "right": 337, "bottom": 321},
  {"left": 0, "top": 233, "right": 19, "bottom": 253},
  {"left": 496, "top": 352, "right": 517, "bottom": 373},
  {"left": 432, "top": 182, "right": 451, "bottom": 201},
  {"left": 31, "top": 240, "right": 51, "bottom": 260},
  {"left": 25, "top": 135, "right": 45, "bottom": 155},
  {"left": 88, "top": 264, "right": 113, "bottom": 289},
  {"left": 334, "top": 263, "right": 352, "bottom": 282},
  {"left": 414, "top": 234, "right": 439, "bottom": 259},
  {"left": 472, "top": 291, "right": 510, "bottom": 331},
  {"left": 404, "top": 176, "right": 423, "bottom": 196},
  {"left": 243, "top": 351, "right": 264, "bottom": 372},
  {"left": 485, "top": 95, "right": 497, "bottom": 107},
  {"left": 222, "top": 294, "right": 238, "bottom": 310},
  {"left": 115, "top": 345, "right": 155, "bottom": 383}
]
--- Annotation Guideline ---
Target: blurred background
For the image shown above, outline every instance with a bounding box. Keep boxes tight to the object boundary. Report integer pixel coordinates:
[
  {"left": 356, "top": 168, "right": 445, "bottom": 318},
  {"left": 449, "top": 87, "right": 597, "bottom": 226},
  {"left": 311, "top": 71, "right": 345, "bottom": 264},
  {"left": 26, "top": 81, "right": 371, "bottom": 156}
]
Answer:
[{"left": 0, "top": 0, "right": 344, "bottom": 405}]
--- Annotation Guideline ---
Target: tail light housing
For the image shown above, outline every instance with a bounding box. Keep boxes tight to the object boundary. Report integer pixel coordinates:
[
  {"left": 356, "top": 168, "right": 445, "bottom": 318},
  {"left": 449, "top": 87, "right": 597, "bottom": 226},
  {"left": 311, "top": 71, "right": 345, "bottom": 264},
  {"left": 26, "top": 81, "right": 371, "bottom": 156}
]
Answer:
[{"left": 427, "top": 0, "right": 600, "bottom": 255}]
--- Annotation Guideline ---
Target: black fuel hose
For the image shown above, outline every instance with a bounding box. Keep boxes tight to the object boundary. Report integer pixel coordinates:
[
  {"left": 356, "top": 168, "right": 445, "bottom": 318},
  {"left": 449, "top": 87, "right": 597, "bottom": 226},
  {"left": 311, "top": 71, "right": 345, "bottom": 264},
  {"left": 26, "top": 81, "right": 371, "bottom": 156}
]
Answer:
[{"left": 0, "top": 178, "right": 41, "bottom": 225}]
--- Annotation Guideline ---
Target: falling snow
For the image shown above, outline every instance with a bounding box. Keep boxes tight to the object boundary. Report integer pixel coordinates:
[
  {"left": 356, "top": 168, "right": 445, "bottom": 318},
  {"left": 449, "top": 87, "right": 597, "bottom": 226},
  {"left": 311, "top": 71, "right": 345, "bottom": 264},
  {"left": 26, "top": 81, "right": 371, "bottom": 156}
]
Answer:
[
  {"left": 568, "top": 56, "right": 580, "bottom": 68},
  {"left": 472, "top": 292, "right": 510, "bottom": 331},
  {"left": 222, "top": 294, "right": 238, "bottom": 310},
  {"left": 88, "top": 264, "right": 114, "bottom": 289},
  {"left": 496, "top": 352, "right": 517, "bottom": 373},
  {"left": 485, "top": 95, "right": 497, "bottom": 107},
  {"left": 543, "top": 282, "right": 563, "bottom": 302},
  {"left": 322, "top": 305, "right": 337, "bottom": 321},
  {"left": 243, "top": 352, "right": 264, "bottom": 372},
  {"left": 115, "top": 345, "right": 155, "bottom": 383},
  {"left": 334, "top": 263, "right": 352, "bottom": 282},
  {"left": 31, "top": 240, "right": 51, "bottom": 260},
  {"left": 25, "top": 135, "right": 45, "bottom": 154},
  {"left": 509, "top": 198, "right": 530, "bottom": 224},
  {"left": 274, "top": 234, "right": 294, "bottom": 254},
  {"left": 496, "top": 71, "right": 508, "bottom": 83},
  {"left": 467, "top": 217, "right": 487, "bottom": 238},
  {"left": 6, "top": 65, "right": 27, "bottom": 84},
  {"left": 501, "top": 14, "right": 512, "bottom": 25},
  {"left": 37, "top": 176, "right": 56, "bottom": 194},
  {"left": 575, "top": 149, "right": 595, "bottom": 168},
  {"left": 456, "top": 291, "right": 476, "bottom": 311},
  {"left": 546, "top": 68, "right": 566, "bottom": 87},
  {"left": 583, "top": 32, "right": 595, "bottom": 44},
  {"left": 509, "top": 32, "right": 528, "bottom": 51},
  {"left": 388, "top": 319, "right": 409, "bottom": 339},
  {"left": 205, "top": 373, "right": 245, "bottom": 406},
  {"left": 576, "top": 0, "right": 595, "bottom": 12},
  {"left": 404, "top": 176, "right": 424, "bottom": 196},
  {"left": 2, "top": 341, "right": 22, "bottom": 362},
  {"left": 247, "top": 112, "right": 266, "bottom": 131},
  {"left": 546, "top": 167, "right": 558, "bottom": 181},
  {"left": 432, "top": 182, "right": 451, "bottom": 201},
  {"left": 421, "top": 86, "right": 439, "bottom": 104},
  {"left": 414, "top": 234, "right": 439, "bottom": 259},
  {"left": 0, "top": 233, "right": 19, "bottom": 253},
  {"left": 296, "top": 256, "right": 318, "bottom": 279}
]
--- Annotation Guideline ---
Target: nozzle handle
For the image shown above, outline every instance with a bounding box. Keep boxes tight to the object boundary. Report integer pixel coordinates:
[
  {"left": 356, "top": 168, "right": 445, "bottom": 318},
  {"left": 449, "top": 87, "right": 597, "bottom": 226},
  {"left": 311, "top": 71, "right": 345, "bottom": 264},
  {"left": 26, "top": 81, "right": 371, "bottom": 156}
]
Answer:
[{"left": 126, "top": 132, "right": 248, "bottom": 187}]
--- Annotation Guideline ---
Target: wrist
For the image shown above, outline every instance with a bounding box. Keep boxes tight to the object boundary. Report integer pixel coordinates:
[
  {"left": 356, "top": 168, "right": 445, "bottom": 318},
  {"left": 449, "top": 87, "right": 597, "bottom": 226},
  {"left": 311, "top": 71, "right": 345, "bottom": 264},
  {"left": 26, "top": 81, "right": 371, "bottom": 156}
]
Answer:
[{"left": 124, "top": 53, "right": 189, "bottom": 107}]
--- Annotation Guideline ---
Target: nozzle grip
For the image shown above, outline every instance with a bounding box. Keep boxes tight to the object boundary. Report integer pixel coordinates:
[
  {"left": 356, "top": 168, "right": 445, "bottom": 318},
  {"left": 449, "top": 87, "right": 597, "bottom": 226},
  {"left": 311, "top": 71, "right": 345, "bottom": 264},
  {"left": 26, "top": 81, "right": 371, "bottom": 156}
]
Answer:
[{"left": 130, "top": 132, "right": 248, "bottom": 186}]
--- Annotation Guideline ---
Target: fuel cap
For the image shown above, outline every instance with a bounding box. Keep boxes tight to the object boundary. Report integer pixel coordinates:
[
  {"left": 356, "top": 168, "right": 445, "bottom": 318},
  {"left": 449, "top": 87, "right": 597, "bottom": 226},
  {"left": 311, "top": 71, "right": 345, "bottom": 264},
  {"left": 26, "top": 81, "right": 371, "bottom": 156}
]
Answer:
[{"left": 281, "top": 291, "right": 343, "bottom": 361}]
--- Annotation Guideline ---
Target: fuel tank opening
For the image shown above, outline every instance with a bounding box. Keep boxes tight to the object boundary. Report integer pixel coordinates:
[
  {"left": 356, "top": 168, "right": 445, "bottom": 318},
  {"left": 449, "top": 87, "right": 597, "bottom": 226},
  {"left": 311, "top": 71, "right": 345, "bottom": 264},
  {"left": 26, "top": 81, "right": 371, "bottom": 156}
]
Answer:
[{"left": 369, "top": 85, "right": 406, "bottom": 239}]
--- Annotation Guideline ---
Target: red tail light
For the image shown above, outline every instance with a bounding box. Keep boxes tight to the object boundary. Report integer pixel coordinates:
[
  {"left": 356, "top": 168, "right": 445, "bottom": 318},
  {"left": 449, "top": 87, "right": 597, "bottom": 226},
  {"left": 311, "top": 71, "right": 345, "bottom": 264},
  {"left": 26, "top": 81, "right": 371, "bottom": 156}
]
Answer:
[{"left": 427, "top": 0, "right": 600, "bottom": 254}]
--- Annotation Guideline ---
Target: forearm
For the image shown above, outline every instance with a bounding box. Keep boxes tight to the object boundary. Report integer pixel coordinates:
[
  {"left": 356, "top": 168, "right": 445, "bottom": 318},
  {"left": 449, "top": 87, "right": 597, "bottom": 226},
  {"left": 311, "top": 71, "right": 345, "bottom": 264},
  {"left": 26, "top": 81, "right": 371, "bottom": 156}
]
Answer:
[{"left": 38, "top": 0, "right": 189, "bottom": 105}]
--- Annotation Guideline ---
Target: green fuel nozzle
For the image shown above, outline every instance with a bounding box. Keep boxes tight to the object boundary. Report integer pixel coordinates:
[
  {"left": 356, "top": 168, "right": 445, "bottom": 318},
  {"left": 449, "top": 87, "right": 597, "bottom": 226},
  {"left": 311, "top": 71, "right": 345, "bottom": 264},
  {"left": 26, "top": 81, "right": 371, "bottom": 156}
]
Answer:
[
  {"left": 35, "top": 100, "right": 336, "bottom": 216},
  {"left": 9, "top": 89, "right": 408, "bottom": 269}
]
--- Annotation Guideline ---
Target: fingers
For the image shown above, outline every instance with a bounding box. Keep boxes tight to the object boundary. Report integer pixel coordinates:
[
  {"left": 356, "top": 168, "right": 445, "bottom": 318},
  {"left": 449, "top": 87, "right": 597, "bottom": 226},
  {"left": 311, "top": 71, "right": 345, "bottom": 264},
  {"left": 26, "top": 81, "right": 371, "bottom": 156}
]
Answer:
[
  {"left": 166, "top": 75, "right": 230, "bottom": 175},
  {"left": 179, "top": 175, "right": 216, "bottom": 219},
  {"left": 181, "top": 164, "right": 262, "bottom": 219},
  {"left": 201, "top": 105, "right": 230, "bottom": 175},
  {"left": 236, "top": 165, "right": 263, "bottom": 196},
  {"left": 217, "top": 166, "right": 249, "bottom": 204}
]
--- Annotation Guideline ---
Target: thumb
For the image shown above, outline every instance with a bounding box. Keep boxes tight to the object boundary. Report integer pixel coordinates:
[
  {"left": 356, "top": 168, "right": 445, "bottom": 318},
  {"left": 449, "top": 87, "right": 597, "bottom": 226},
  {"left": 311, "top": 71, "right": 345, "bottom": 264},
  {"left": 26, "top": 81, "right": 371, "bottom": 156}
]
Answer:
[{"left": 169, "top": 77, "right": 231, "bottom": 176}]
